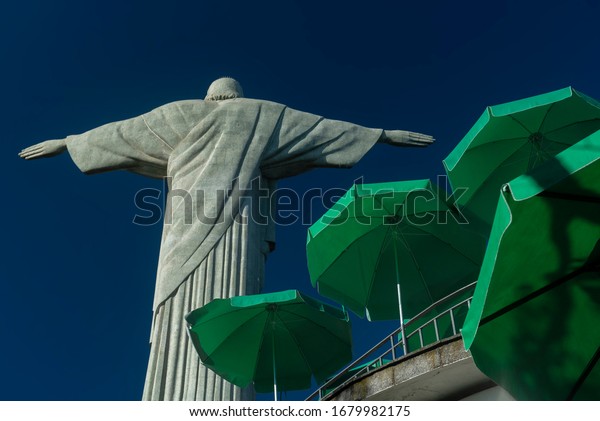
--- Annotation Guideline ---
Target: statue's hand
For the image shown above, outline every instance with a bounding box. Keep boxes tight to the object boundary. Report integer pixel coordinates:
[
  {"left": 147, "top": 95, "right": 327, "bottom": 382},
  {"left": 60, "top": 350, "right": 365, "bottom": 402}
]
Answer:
[
  {"left": 380, "top": 130, "right": 434, "bottom": 147},
  {"left": 19, "top": 139, "right": 67, "bottom": 160}
]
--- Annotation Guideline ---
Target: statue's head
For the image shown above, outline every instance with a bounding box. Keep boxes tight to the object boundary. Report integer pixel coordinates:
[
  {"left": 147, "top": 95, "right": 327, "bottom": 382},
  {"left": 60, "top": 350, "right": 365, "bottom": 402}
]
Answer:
[{"left": 205, "top": 77, "right": 244, "bottom": 101}]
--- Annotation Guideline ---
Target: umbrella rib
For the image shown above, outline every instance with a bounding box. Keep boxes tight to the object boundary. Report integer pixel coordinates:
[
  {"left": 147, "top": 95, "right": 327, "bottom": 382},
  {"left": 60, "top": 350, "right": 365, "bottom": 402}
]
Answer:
[
  {"left": 461, "top": 117, "right": 600, "bottom": 158},
  {"left": 480, "top": 263, "right": 598, "bottom": 326},
  {"left": 536, "top": 102, "right": 555, "bottom": 132},
  {"left": 285, "top": 313, "right": 352, "bottom": 381},
  {"left": 495, "top": 143, "right": 543, "bottom": 169},
  {"left": 273, "top": 309, "right": 341, "bottom": 383},
  {"left": 459, "top": 135, "right": 528, "bottom": 153},
  {"left": 190, "top": 307, "right": 266, "bottom": 359},
  {"left": 398, "top": 224, "right": 482, "bottom": 266},
  {"left": 364, "top": 227, "right": 396, "bottom": 316},
  {"left": 278, "top": 306, "right": 349, "bottom": 342},
  {"left": 398, "top": 230, "right": 434, "bottom": 305},
  {"left": 316, "top": 218, "right": 384, "bottom": 261},
  {"left": 373, "top": 193, "right": 398, "bottom": 214},
  {"left": 567, "top": 346, "right": 600, "bottom": 400},
  {"left": 509, "top": 115, "right": 534, "bottom": 135},
  {"left": 464, "top": 143, "right": 540, "bottom": 201},
  {"left": 316, "top": 224, "right": 389, "bottom": 314},
  {"left": 206, "top": 310, "right": 269, "bottom": 366},
  {"left": 543, "top": 117, "right": 600, "bottom": 136},
  {"left": 541, "top": 134, "right": 577, "bottom": 148},
  {"left": 534, "top": 137, "right": 569, "bottom": 164},
  {"left": 250, "top": 311, "right": 275, "bottom": 391},
  {"left": 530, "top": 135, "right": 566, "bottom": 169},
  {"left": 528, "top": 140, "right": 544, "bottom": 170}
]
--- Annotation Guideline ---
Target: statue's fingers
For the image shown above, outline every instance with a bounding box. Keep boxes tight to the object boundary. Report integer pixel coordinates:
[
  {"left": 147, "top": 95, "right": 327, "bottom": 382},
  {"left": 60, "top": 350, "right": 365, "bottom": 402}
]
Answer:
[
  {"left": 19, "top": 147, "right": 43, "bottom": 158},
  {"left": 409, "top": 138, "right": 434, "bottom": 145},
  {"left": 409, "top": 133, "right": 434, "bottom": 144},
  {"left": 19, "top": 145, "right": 35, "bottom": 153},
  {"left": 404, "top": 135, "right": 434, "bottom": 147},
  {"left": 22, "top": 150, "right": 47, "bottom": 160},
  {"left": 411, "top": 132, "right": 434, "bottom": 140},
  {"left": 20, "top": 143, "right": 45, "bottom": 153},
  {"left": 20, "top": 146, "right": 45, "bottom": 157}
]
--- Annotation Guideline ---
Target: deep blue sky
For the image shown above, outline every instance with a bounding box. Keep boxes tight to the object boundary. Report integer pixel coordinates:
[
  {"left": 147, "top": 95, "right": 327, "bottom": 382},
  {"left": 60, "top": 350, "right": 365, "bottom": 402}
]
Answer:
[{"left": 3, "top": 0, "right": 600, "bottom": 401}]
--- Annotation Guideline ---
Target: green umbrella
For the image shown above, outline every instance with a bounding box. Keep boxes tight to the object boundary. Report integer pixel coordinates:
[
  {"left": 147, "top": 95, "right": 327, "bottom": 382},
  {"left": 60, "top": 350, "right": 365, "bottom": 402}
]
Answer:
[
  {"left": 307, "top": 180, "right": 485, "bottom": 353},
  {"left": 444, "top": 87, "right": 600, "bottom": 235},
  {"left": 461, "top": 130, "right": 600, "bottom": 400},
  {"left": 185, "top": 289, "right": 352, "bottom": 400}
]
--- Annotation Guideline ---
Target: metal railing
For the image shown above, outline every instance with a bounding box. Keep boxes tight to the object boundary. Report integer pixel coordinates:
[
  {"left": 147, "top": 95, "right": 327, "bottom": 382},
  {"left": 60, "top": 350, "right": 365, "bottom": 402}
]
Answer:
[{"left": 305, "top": 282, "right": 476, "bottom": 401}]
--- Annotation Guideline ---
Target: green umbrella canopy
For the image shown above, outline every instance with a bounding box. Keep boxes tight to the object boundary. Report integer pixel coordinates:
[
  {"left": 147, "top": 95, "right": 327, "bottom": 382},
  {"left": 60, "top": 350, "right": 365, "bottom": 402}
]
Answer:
[
  {"left": 185, "top": 290, "right": 352, "bottom": 394},
  {"left": 443, "top": 87, "right": 600, "bottom": 235},
  {"left": 307, "top": 180, "right": 486, "bottom": 322},
  {"left": 461, "top": 130, "right": 600, "bottom": 400}
]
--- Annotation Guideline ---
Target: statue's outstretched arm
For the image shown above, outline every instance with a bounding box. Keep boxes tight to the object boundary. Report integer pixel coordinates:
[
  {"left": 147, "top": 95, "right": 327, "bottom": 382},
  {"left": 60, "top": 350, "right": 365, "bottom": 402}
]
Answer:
[
  {"left": 19, "top": 139, "right": 67, "bottom": 160},
  {"left": 379, "top": 130, "right": 434, "bottom": 147}
]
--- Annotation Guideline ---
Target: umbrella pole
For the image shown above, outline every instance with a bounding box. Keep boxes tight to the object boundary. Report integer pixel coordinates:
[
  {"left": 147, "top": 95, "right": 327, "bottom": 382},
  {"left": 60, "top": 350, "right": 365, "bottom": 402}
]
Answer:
[
  {"left": 393, "top": 238, "right": 408, "bottom": 356},
  {"left": 272, "top": 332, "right": 278, "bottom": 401}
]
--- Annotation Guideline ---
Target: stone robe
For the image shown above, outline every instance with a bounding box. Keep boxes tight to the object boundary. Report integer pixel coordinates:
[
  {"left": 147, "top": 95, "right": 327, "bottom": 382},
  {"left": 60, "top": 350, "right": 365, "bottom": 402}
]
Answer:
[{"left": 64, "top": 97, "right": 382, "bottom": 400}]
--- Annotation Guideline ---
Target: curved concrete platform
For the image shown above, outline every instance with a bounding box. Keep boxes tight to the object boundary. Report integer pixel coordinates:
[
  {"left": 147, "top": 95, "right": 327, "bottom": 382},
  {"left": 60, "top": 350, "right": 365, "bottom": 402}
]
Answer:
[{"left": 326, "top": 336, "right": 514, "bottom": 401}]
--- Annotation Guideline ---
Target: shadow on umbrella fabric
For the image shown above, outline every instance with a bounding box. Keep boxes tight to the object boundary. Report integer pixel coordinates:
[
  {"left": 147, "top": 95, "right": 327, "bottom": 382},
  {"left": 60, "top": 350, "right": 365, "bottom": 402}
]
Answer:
[{"left": 462, "top": 131, "right": 600, "bottom": 400}]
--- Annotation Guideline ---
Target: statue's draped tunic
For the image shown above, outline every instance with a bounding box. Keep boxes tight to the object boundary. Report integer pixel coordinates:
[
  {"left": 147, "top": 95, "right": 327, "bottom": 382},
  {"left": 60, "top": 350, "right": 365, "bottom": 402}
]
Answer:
[{"left": 65, "top": 98, "right": 381, "bottom": 400}]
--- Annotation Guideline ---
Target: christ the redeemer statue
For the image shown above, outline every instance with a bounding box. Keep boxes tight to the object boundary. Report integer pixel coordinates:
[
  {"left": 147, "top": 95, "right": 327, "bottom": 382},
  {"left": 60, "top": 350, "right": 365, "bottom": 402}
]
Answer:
[{"left": 19, "top": 78, "right": 433, "bottom": 400}]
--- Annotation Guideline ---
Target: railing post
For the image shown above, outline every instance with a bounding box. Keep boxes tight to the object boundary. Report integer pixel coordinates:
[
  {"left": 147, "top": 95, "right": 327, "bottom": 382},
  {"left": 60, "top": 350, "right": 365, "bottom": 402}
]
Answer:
[
  {"left": 433, "top": 318, "right": 440, "bottom": 342},
  {"left": 450, "top": 308, "right": 456, "bottom": 335},
  {"left": 390, "top": 336, "right": 396, "bottom": 360}
]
